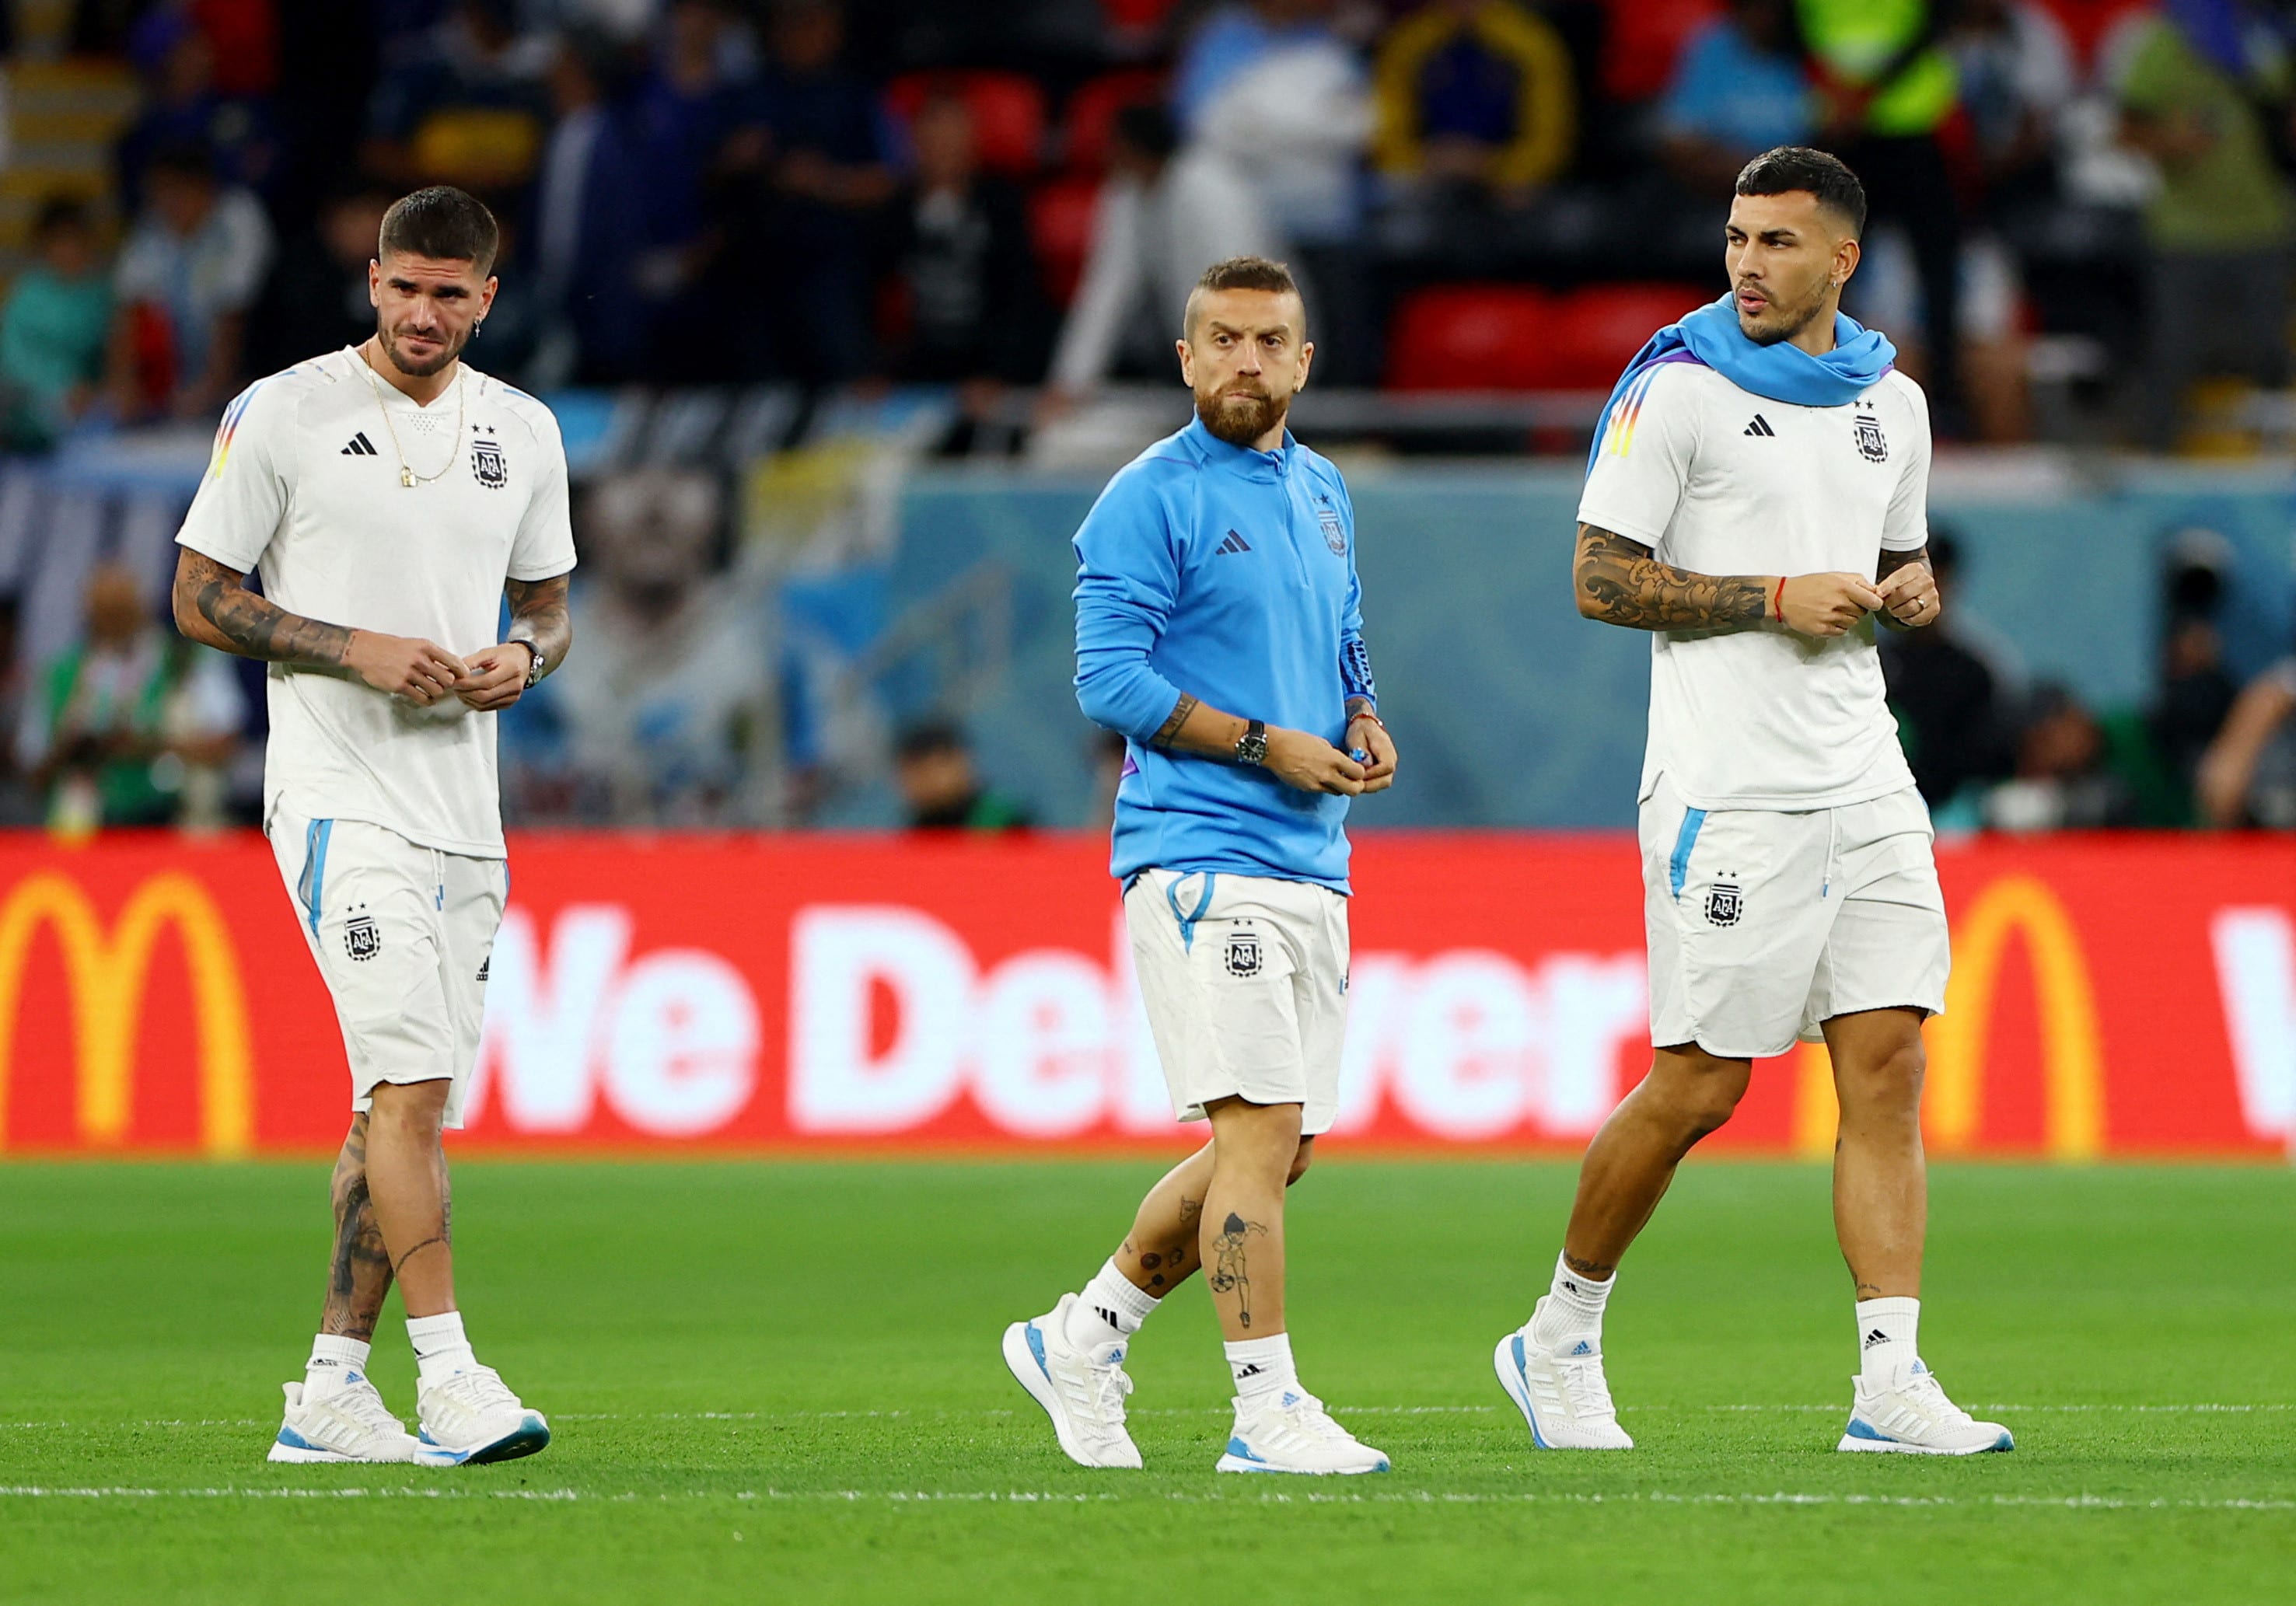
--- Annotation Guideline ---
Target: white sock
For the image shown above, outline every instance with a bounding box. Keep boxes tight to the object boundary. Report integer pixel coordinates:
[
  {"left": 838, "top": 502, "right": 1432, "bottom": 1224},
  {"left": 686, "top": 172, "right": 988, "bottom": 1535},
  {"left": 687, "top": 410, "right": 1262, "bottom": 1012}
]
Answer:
[
  {"left": 1225, "top": 1332, "right": 1298, "bottom": 1402},
  {"left": 1856, "top": 1297, "right": 1920, "bottom": 1384},
  {"left": 1529, "top": 1253, "right": 1613, "bottom": 1349},
  {"left": 407, "top": 1311, "right": 477, "bottom": 1385},
  {"left": 1064, "top": 1259, "right": 1159, "bottom": 1351},
  {"left": 304, "top": 1335, "right": 371, "bottom": 1396}
]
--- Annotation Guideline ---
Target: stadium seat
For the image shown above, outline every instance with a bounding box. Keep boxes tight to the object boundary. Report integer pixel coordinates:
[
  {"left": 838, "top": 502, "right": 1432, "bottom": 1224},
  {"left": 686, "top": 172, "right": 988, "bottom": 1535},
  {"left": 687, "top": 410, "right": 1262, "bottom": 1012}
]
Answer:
[
  {"left": 884, "top": 71, "right": 1048, "bottom": 176},
  {"left": 1546, "top": 283, "right": 1712, "bottom": 389},
  {"left": 1061, "top": 69, "right": 1165, "bottom": 171},
  {"left": 1100, "top": 0, "right": 1180, "bottom": 34},
  {"left": 1599, "top": 0, "right": 1721, "bottom": 103},
  {"left": 1386, "top": 286, "right": 1562, "bottom": 391},
  {"left": 1029, "top": 176, "right": 1102, "bottom": 305}
]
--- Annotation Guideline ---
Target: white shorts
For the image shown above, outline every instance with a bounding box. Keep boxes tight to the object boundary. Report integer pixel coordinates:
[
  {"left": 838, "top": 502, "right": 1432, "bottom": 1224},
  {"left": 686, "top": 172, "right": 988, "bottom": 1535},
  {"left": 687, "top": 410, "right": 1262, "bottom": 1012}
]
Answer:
[
  {"left": 1641, "top": 777, "right": 1949, "bottom": 1060},
  {"left": 1125, "top": 868, "right": 1350, "bottom": 1135},
  {"left": 267, "top": 804, "right": 507, "bottom": 1129}
]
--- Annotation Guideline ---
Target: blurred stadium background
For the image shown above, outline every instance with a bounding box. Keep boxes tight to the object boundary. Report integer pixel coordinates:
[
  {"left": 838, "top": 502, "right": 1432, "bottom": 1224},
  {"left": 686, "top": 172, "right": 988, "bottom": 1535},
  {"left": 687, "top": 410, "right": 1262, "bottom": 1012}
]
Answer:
[{"left": 0, "top": 0, "right": 2291, "bottom": 1158}]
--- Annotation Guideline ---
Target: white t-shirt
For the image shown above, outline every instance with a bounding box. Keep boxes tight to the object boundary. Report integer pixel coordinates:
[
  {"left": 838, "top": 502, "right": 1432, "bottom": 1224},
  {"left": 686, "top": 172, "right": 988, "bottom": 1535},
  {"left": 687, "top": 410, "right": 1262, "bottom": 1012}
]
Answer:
[
  {"left": 1577, "top": 358, "right": 1928, "bottom": 811},
  {"left": 175, "top": 347, "right": 576, "bottom": 857}
]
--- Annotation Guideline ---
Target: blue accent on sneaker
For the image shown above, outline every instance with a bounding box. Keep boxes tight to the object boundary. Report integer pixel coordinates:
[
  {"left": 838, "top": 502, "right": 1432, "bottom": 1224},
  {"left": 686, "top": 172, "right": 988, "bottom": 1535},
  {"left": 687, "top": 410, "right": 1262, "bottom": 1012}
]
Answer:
[
  {"left": 1569, "top": 1339, "right": 1592, "bottom": 1356},
  {"left": 274, "top": 1425, "right": 323, "bottom": 1451},
  {"left": 1025, "top": 1322, "right": 1051, "bottom": 1378},
  {"left": 1990, "top": 1430, "right": 2015, "bottom": 1451},
  {"left": 1508, "top": 1335, "right": 1551, "bottom": 1450},
  {"left": 1224, "top": 1436, "right": 1268, "bottom": 1465},
  {"left": 1843, "top": 1417, "right": 1896, "bottom": 1444}
]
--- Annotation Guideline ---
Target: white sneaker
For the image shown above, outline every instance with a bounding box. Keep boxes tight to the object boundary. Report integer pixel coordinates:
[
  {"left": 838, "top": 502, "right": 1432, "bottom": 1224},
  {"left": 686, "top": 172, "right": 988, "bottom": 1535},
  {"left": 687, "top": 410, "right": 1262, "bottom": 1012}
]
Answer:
[
  {"left": 1839, "top": 1361, "right": 2014, "bottom": 1454},
  {"left": 1494, "top": 1307, "right": 1634, "bottom": 1450},
  {"left": 414, "top": 1363, "right": 551, "bottom": 1467},
  {"left": 267, "top": 1373, "right": 419, "bottom": 1464},
  {"left": 1217, "top": 1389, "right": 1389, "bottom": 1475},
  {"left": 1001, "top": 1293, "right": 1143, "bottom": 1469}
]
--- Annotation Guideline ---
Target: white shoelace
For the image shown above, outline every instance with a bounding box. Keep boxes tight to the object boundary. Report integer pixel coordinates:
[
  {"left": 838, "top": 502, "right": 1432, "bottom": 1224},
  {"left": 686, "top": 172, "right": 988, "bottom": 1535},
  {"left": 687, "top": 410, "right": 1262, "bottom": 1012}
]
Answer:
[
  {"left": 312, "top": 1378, "right": 405, "bottom": 1437},
  {"left": 1894, "top": 1370, "right": 1976, "bottom": 1430},
  {"left": 1089, "top": 1363, "right": 1134, "bottom": 1429},
  {"left": 432, "top": 1363, "right": 522, "bottom": 1416},
  {"left": 1553, "top": 1353, "right": 1620, "bottom": 1423}
]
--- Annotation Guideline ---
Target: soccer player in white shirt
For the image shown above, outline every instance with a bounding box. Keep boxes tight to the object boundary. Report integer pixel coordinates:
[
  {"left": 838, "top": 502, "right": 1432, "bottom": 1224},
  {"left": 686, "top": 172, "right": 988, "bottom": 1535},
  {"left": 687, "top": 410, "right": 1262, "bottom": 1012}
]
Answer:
[
  {"left": 171, "top": 187, "right": 573, "bottom": 1467},
  {"left": 1492, "top": 148, "right": 2012, "bottom": 1457}
]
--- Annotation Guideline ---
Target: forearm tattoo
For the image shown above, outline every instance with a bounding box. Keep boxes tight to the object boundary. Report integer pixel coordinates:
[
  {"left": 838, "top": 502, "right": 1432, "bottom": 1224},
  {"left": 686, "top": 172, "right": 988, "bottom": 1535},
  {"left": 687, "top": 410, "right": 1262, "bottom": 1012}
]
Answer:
[
  {"left": 1574, "top": 524, "right": 1771, "bottom": 632},
  {"left": 504, "top": 572, "right": 571, "bottom": 678},
  {"left": 1151, "top": 692, "right": 1198, "bottom": 748},
  {"left": 321, "top": 1116, "right": 392, "bottom": 1341},
  {"left": 1207, "top": 1211, "right": 1268, "bottom": 1329},
  {"left": 178, "top": 550, "right": 352, "bottom": 667},
  {"left": 1875, "top": 543, "right": 1929, "bottom": 584}
]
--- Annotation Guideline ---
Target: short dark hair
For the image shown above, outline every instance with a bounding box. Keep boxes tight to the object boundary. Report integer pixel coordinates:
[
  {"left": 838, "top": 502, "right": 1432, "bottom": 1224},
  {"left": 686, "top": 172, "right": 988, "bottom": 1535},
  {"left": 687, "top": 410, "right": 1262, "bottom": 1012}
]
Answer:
[
  {"left": 145, "top": 136, "right": 217, "bottom": 184},
  {"left": 34, "top": 195, "right": 93, "bottom": 239},
  {"left": 378, "top": 186, "right": 500, "bottom": 274},
  {"left": 1734, "top": 145, "right": 1868, "bottom": 236},
  {"left": 896, "top": 718, "right": 968, "bottom": 762},
  {"left": 1110, "top": 102, "right": 1176, "bottom": 164},
  {"left": 1184, "top": 255, "right": 1305, "bottom": 337}
]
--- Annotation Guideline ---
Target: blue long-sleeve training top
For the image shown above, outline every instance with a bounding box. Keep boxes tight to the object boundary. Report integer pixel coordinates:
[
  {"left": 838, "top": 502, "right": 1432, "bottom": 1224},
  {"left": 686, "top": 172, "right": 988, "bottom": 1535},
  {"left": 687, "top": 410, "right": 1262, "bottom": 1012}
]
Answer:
[{"left": 1072, "top": 416, "right": 1377, "bottom": 892}]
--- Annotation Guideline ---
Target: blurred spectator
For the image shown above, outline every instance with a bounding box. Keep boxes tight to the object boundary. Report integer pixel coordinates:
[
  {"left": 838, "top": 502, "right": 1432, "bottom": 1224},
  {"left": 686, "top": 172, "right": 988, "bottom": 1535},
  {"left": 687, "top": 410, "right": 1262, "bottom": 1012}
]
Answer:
[
  {"left": 1798, "top": 0, "right": 1969, "bottom": 427},
  {"left": 108, "top": 138, "right": 274, "bottom": 422},
  {"left": 896, "top": 718, "right": 1032, "bottom": 831},
  {"left": 633, "top": 0, "right": 751, "bottom": 304},
  {"left": 515, "top": 470, "right": 778, "bottom": 826},
  {"left": 1948, "top": 0, "right": 2074, "bottom": 199},
  {"left": 115, "top": 9, "right": 278, "bottom": 214},
  {"left": 1182, "top": 0, "right": 1374, "bottom": 381},
  {"left": 531, "top": 28, "right": 648, "bottom": 384},
  {"left": 1044, "top": 102, "right": 1278, "bottom": 403},
  {"left": 1879, "top": 531, "right": 2018, "bottom": 810},
  {"left": 719, "top": 0, "right": 894, "bottom": 383},
  {"left": 2150, "top": 528, "right": 2239, "bottom": 799},
  {"left": 2196, "top": 655, "right": 2296, "bottom": 828},
  {"left": 0, "top": 199, "right": 114, "bottom": 451},
  {"left": 250, "top": 182, "right": 394, "bottom": 375},
  {"left": 2116, "top": 2, "right": 2296, "bottom": 450},
  {"left": 16, "top": 563, "right": 245, "bottom": 834},
  {"left": 1984, "top": 682, "right": 2138, "bottom": 831},
  {"left": 363, "top": 0, "right": 551, "bottom": 193},
  {"left": 1657, "top": 0, "right": 1815, "bottom": 195},
  {"left": 1372, "top": 1, "right": 1578, "bottom": 204},
  {"left": 877, "top": 90, "right": 1047, "bottom": 447}
]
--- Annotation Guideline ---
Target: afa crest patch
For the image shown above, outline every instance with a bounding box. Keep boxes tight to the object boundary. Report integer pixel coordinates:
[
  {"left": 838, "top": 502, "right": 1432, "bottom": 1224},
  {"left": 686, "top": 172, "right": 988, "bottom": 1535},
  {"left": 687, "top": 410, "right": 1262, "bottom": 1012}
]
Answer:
[
  {"left": 1705, "top": 883, "right": 1744, "bottom": 927},
  {"left": 471, "top": 428, "right": 508, "bottom": 488},
  {"left": 1314, "top": 497, "right": 1346, "bottom": 555},
  {"left": 1225, "top": 929, "right": 1263, "bottom": 978},
  {"left": 344, "top": 911, "right": 382, "bottom": 961},
  {"left": 1854, "top": 413, "right": 1888, "bottom": 464}
]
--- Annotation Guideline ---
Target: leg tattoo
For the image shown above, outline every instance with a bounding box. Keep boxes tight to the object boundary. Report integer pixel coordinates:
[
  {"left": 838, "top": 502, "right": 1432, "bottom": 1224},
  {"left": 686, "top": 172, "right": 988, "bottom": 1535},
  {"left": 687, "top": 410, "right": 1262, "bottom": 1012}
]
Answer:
[
  {"left": 1563, "top": 1251, "right": 1617, "bottom": 1281},
  {"left": 1207, "top": 1212, "right": 1268, "bottom": 1329},
  {"left": 321, "top": 1117, "right": 393, "bottom": 1340}
]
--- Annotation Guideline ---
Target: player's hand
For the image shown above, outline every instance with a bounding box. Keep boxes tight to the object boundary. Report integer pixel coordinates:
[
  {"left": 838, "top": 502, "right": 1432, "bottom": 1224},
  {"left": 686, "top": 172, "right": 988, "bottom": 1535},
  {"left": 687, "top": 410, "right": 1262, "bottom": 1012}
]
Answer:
[
  {"left": 453, "top": 643, "right": 536, "bottom": 712},
  {"left": 346, "top": 630, "right": 469, "bottom": 706},
  {"left": 1777, "top": 572, "right": 1885, "bottom": 637},
  {"left": 1264, "top": 726, "right": 1365, "bottom": 796},
  {"left": 1348, "top": 710, "right": 1397, "bottom": 793},
  {"left": 1875, "top": 560, "right": 1941, "bottom": 628}
]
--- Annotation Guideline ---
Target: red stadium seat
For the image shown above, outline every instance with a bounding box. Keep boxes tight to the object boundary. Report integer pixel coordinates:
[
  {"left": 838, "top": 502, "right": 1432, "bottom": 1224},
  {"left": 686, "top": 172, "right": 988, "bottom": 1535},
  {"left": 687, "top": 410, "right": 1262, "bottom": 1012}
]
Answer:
[
  {"left": 1599, "top": 0, "right": 1722, "bottom": 103},
  {"left": 1101, "top": 0, "right": 1180, "bottom": 33},
  {"left": 885, "top": 71, "right": 1048, "bottom": 176},
  {"left": 1386, "top": 286, "right": 1561, "bottom": 391},
  {"left": 1029, "top": 176, "right": 1103, "bottom": 305},
  {"left": 1062, "top": 69, "right": 1165, "bottom": 171},
  {"left": 1546, "top": 283, "right": 1712, "bottom": 389}
]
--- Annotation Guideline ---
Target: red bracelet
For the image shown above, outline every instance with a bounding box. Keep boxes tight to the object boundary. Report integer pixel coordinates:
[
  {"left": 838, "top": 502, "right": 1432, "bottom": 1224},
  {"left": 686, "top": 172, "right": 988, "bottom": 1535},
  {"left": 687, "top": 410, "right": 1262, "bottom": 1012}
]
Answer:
[
  {"left": 1771, "top": 576, "right": 1788, "bottom": 623},
  {"left": 1350, "top": 707, "right": 1386, "bottom": 730}
]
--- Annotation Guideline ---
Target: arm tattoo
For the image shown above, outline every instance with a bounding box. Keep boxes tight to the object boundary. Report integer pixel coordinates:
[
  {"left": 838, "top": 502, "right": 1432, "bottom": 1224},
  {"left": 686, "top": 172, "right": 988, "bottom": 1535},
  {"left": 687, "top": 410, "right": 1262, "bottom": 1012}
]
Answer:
[
  {"left": 1574, "top": 523, "right": 1771, "bottom": 632},
  {"left": 504, "top": 571, "right": 572, "bottom": 679},
  {"left": 1151, "top": 692, "right": 1198, "bottom": 748},
  {"left": 1876, "top": 544, "right": 1929, "bottom": 584},
  {"left": 1207, "top": 1211, "right": 1267, "bottom": 1329},
  {"left": 177, "top": 550, "right": 354, "bottom": 668}
]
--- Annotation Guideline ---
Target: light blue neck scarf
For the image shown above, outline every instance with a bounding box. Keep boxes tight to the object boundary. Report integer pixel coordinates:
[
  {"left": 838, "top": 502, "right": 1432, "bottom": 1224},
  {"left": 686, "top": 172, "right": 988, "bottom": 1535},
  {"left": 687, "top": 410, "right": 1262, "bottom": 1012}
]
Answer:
[{"left": 1588, "top": 294, "right": 1896, "bottom": 468}]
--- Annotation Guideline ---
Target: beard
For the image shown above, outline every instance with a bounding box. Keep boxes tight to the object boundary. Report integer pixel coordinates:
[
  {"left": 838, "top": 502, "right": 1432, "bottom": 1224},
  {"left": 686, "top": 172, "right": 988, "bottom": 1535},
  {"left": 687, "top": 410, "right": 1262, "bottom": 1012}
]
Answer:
[
  {"left": 377, "top": 321, "right": 468, "bottom": 379},
  {"left": 1196, "top": 381, "right": 1288, "bottom": 446},
  {"left": 1735, "top": 280, "right": 1832, "bottom": 347}
]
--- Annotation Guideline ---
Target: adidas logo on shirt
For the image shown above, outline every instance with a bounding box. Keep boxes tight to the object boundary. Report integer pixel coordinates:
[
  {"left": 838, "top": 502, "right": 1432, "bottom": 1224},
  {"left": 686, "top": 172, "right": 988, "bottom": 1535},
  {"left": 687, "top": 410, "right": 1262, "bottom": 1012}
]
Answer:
[
  {"left": 1742, "top": 415, "right": 1777, "bottom": 438},
  {"left": 341, "top": 432, "right": 379, "bottom": 456},
  {"left": 1216, "top": 529, "right": 1252, "bottom": 555}
]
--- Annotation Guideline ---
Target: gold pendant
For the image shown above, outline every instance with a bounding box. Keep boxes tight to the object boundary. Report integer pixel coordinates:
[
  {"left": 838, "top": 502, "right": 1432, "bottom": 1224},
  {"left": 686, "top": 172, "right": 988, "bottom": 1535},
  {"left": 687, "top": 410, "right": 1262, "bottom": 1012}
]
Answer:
[{"left": 400, "top": 466, "right": 415, "bottom": 488}]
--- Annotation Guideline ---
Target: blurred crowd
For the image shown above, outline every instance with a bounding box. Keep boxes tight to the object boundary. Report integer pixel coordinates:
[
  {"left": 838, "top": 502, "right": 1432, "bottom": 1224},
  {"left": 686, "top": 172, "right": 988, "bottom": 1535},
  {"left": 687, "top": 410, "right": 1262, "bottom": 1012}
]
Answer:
[
  {"left": 4, "top": 0, "right": 2296, "bottom": 835},
  {"left": 11, "top": 0, "right": 2296, "bottom": 446}
]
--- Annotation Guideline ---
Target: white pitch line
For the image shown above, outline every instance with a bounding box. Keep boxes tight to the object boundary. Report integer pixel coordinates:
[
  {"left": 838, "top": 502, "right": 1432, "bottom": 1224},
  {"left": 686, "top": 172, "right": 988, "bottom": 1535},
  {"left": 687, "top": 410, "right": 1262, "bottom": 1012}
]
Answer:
[{"left": 0, "top": 1485, "right": 2287, "bottom": 1513}]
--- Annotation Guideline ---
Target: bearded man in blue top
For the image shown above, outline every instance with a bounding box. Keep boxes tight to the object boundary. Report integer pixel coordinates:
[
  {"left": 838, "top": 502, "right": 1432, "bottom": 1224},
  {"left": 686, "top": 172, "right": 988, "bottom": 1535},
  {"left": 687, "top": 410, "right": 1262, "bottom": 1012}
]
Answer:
[{"left": 1001, "top": 256, "right": 1398, "bottom": 1478}]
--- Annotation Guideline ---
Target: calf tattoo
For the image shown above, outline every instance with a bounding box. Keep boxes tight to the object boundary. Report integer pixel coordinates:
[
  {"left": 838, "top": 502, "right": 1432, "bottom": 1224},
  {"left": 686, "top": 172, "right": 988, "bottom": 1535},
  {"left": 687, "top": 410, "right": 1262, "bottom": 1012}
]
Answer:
[
  {"left": 322, "top": 1117, "right": 391, "bottom": 1340},
  {"left": 1207, "top": 1212, "right": 1268, "bottom": 1328}
]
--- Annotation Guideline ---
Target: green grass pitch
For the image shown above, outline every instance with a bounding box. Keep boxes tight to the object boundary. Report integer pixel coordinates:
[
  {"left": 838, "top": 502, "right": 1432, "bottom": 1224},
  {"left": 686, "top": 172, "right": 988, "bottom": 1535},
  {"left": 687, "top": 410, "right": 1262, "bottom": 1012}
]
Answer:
[{"left": 2, "top": 1157, "right": 2291, "bottom": 1604}]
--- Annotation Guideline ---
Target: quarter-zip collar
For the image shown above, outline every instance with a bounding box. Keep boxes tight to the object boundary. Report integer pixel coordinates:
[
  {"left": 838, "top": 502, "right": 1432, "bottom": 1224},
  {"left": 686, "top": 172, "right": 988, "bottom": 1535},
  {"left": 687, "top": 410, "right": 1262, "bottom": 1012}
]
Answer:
[{"left": 1183, "top": 415, "right": 1294, "bottom": 481}]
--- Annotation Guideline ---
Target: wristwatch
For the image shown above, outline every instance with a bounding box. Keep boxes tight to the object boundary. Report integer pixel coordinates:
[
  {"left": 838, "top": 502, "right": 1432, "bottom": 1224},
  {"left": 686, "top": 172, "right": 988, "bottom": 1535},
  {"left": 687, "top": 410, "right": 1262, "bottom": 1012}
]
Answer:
[
  {"left": 1235, "top": 718, "right": 1269, "bottom": 766},
  {"left": 512, "top": 641, "right": 546, "bottom": 687}
]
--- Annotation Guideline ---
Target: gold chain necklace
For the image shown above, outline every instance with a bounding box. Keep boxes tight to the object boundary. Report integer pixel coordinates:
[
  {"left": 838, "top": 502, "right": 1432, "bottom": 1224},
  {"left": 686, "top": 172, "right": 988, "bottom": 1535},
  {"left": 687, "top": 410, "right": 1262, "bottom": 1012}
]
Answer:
[{"left": 358, "top": 345, "right": 466, "bottom": 488}]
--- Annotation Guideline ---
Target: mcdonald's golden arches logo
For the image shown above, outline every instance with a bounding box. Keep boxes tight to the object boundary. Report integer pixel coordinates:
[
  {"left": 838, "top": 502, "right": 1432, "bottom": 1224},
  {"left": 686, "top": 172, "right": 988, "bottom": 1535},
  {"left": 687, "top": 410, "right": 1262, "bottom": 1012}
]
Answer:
[{"left": 0, "top": 870, "right": 253, "bottom": 1156}]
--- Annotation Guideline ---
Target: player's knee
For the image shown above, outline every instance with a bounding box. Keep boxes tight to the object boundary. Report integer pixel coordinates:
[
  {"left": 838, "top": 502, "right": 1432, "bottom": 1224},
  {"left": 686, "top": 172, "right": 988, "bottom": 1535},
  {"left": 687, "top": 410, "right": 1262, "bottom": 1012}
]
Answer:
[
  {"left": 1286, "top": 1137, "right": 1316, "bottom": 1187},
  {"left": 366, "top": 1079, "right": 450, "bottom": 1140},
  {"left": 1839, "top": 1036, "right": 1926, "bottom": 1111},
  {"left": 1651, "top": 1046, "right": 1750, "bottom": 1140}
]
